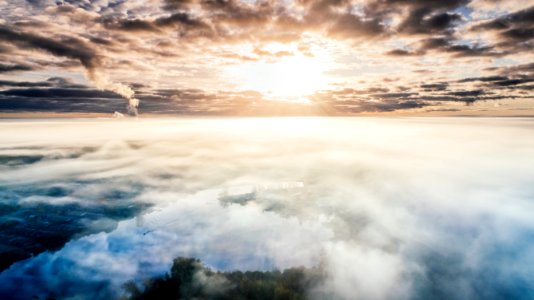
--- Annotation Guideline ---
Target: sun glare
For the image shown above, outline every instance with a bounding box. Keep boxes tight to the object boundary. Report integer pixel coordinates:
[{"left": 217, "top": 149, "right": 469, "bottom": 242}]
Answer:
[{"left": 226, "top": 51, "right": 332, "bottom": 102}]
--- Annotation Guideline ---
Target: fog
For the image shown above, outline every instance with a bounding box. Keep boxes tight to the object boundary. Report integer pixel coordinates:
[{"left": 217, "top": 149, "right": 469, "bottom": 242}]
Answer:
[{"left": 0, "top": 117, "right": 533, "bottom": 299}]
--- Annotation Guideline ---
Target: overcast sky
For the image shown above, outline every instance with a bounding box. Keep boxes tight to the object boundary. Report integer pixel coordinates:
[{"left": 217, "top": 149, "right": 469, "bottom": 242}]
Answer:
[{"left": 0, "top": 0, "right": 533, "bottom": 115}]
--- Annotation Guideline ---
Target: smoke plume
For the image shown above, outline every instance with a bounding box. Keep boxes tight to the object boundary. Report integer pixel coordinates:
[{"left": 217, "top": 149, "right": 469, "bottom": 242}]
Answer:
[
  {"left": 0, "top": 25, "right": 140, "bottom": 116},
  {"left": 87, "top": 70, "right": 139, "bottom": 116}
]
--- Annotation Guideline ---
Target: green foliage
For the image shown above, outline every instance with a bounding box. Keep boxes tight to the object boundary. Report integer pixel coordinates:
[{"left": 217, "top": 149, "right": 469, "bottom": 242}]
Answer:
[{"left": 127, "top": 257, "right": 325, "bottom": 300}]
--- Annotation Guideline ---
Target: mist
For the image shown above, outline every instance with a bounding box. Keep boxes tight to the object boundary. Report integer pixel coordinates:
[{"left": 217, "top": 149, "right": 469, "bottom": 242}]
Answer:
[{"left": 0, "top": 117, "right": 533, "bottom": 299}]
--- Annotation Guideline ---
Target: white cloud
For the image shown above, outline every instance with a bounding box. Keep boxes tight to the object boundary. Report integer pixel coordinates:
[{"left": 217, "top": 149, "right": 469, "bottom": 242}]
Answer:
[{"left": 0, "top": 118, "right": 533, "bottom": 299}]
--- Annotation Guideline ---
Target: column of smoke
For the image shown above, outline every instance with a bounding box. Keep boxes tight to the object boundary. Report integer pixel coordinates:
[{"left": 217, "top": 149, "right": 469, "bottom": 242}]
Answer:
[{"left": 87, "top": 70, "right": 139, "bottom": 116}]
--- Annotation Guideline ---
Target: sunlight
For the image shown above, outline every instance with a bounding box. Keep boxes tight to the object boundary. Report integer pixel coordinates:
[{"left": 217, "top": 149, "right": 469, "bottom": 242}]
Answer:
[{"left": 226, "top": 52, "right": 332, "bottom": 102}]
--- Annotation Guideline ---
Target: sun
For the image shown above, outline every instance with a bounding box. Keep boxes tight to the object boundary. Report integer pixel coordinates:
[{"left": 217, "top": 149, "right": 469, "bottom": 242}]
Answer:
[{"left": 226, "top": 50, "right": 332, "bottom": 102}]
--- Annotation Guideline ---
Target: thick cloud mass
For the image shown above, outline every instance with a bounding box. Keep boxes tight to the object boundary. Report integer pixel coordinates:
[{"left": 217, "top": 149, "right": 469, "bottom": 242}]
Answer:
[
  {"left": 0, "top": 118, "right": 533, "bottom": 299},
  {"left": 0, "top": 0, "right": 532, "bottom": 114}
]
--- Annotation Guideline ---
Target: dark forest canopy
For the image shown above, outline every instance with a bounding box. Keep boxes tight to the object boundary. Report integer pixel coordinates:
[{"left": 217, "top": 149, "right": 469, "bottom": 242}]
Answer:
[{"left": 126, "top": 257, "right": 325, "bottom": 300}]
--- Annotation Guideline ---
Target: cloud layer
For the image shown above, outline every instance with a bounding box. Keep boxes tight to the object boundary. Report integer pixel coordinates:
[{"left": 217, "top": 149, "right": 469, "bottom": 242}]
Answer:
[
  {"left": 0, "top": 118, "right": 533, "bottom": 299},
  {"left": 0, "top": 0, "right": 532, "bottom": 114}
]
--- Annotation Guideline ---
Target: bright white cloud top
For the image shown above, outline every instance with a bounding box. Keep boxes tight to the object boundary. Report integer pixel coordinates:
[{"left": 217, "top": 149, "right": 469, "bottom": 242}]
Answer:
[{"left": 0, "top": 118, "right": 533, "bottom": 299}]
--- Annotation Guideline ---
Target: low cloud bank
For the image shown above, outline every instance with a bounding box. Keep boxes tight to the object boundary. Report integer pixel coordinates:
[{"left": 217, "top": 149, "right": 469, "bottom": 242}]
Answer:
[{"left": 0, "top": 118, "right": 533, "bottom": 299}]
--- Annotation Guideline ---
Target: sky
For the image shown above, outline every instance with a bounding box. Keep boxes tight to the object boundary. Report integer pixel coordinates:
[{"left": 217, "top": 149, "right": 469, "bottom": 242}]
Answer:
[{"left": 0, "top": 0, "right": 533, "bottom": 116}]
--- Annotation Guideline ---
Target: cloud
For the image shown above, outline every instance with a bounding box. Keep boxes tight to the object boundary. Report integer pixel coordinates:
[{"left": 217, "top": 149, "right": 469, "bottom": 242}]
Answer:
[
  {"left": 417, "top": 37, "right": 503, "bottom": 57},
  {"left": 397, "top": 10, "right": 463, "bottom": 35},
  {"left": 0, "top": 119, "right": 533, "bottom": 299},
  {"left": 1, "top": 87, "right": 120, "bottom": 99},
  {"left": 100, "top": 18, "right": 162, "bottom": 33},
  {"left": 0, "top": 0, "right": 532, "bottom": 115},
  {"left": 326, "top": 13, "right": 387, "bottom": 40},
  {"left": 385, "top": 49, "right": 419, "bottom": 56},
  {"left": 0, "top": 63, "right": 34, "bottom": 73},
  {"left": 421, "top": 83, "right": 449, "bottom": 91},
  {"left": 2, "top": 64, "right": 532, "bottom": 115},
  {"left": 0, "top": 77, "right": 128, "bottom": 113},
  {"left": 472, "top": 6, "right": 534, "bottom": 31},
  {"left": 470, "top": 6, "right": 534, "bottom": 52},
  {"left": 0, "top": 25, "right": 99, "bottom": 70},
  {"left": 0, "top": 24, "right": 140, "bottom": 115}
]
